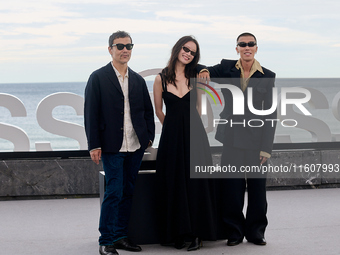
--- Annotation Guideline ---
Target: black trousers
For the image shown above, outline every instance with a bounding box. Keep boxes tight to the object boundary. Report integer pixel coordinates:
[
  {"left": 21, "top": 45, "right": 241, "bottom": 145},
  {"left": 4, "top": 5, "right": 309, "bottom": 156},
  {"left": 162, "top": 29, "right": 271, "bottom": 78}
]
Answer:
[{"left": 217, "top": 133, "right": 268, "bottom": 241}]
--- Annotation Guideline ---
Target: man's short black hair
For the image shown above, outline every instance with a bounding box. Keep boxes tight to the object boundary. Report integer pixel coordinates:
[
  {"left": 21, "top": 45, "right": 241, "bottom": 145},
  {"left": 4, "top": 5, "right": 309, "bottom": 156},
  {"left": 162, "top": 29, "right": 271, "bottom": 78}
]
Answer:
[
  {"left": 109, "top": 31, "right": 132, "bottom": 47},
  {"left": 236, "top": 32, "right": 257, "bottom": 43}
]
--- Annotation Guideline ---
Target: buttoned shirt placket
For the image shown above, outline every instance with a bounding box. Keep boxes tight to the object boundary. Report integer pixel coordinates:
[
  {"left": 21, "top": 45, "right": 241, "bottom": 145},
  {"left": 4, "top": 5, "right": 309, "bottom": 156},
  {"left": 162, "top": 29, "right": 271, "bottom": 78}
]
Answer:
[{"left": 112, "top": 64, "right": 140, "bottom": 152}]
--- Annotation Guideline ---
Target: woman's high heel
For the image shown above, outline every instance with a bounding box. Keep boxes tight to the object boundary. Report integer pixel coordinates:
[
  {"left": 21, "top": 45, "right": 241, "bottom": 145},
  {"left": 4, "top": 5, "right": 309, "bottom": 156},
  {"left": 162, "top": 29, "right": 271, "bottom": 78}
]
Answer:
[{"left": 187, "top": 237, "right": 202, "bottom": 251}]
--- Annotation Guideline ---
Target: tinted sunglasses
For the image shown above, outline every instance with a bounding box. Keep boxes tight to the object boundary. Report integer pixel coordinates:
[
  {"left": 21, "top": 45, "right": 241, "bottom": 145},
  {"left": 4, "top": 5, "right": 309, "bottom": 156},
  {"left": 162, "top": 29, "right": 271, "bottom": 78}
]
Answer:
[
  {"left": 237, "top": 42, "right": 257, "bottom": 47},
  {"left": 112, "top": 43, "right": 134, "bottom": 50},
  {"left": 182, "top": 46, "right": 196, "bottom": 56}
]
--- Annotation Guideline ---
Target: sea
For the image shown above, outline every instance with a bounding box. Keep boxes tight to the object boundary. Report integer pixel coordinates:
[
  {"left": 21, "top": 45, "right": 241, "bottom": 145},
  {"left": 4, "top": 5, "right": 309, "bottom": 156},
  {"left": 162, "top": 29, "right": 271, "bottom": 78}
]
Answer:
[{"left": 1, "top": 78, "right": 340, "bottom": 152}]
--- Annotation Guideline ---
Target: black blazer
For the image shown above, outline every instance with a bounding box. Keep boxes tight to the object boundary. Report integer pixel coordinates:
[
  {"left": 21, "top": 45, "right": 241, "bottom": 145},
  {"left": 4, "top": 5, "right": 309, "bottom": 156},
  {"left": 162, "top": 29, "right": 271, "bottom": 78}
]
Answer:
[
  {"left": 200, "top": 59, "right": 276, "bottom": 154},
  {"left": 84, "top": 63, "right": 155, "bottom": 153}
]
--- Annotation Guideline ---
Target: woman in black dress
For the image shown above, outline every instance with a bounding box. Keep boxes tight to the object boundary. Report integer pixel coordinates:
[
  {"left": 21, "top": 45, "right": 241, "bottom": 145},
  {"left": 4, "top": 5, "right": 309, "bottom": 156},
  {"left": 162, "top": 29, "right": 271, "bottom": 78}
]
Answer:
[{"left": 153, "top": 36, "right": 216, "bottom": 251}]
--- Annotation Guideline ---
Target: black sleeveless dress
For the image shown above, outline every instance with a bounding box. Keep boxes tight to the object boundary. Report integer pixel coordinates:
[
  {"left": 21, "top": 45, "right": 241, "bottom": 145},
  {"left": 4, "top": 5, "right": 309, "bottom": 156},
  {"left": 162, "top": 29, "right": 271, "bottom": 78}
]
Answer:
[{"left": 155, "top": 76, "right": 217, "bottom": 244}]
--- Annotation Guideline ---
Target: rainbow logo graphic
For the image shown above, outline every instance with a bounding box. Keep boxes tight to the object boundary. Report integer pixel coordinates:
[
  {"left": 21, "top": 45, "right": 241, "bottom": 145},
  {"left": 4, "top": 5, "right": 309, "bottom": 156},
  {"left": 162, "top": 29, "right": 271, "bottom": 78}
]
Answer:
[{"left": 197, "top": 82, "right": 223, "bottom": 106}]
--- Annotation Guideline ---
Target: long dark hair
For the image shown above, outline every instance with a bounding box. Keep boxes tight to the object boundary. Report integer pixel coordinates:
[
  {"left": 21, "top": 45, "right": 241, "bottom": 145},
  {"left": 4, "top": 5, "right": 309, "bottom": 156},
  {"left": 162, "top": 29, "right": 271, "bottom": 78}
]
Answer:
[{"left": 162, "top": 35, "right": 200, "bottom": 88}]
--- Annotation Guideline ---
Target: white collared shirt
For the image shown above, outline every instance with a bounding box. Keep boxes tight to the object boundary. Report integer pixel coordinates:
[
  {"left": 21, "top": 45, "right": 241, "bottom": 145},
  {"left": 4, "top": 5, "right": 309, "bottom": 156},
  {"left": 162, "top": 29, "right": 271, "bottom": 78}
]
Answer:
[{"left": 111, "top": 63, "right": 141, "bottom": 152}]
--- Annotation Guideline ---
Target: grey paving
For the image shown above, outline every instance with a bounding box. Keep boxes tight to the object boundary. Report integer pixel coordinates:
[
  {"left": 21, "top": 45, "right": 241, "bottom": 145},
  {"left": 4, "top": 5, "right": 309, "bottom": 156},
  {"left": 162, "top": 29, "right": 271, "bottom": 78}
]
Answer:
[{"left": 1, "top": 188, "right": 340, "bottom": 255}]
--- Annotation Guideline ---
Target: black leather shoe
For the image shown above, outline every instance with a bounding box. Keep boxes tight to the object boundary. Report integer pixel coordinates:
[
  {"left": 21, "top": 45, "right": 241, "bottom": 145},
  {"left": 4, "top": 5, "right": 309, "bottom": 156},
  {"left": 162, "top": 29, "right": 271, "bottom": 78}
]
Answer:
[
  {"left": 187, "top": 237, "right": 202, "bottom": 251},
  {"left": 99, "top": 245, "right": 119, "bottom": 255},
  {"left": 248, "top": 238, "right": 267, "bottom": 245},
  {"left": 113, "top": 238, "right": 142, "bottom": 252},
  {"left": 227, "top": 238, "right": 243, "bottom": 246}
]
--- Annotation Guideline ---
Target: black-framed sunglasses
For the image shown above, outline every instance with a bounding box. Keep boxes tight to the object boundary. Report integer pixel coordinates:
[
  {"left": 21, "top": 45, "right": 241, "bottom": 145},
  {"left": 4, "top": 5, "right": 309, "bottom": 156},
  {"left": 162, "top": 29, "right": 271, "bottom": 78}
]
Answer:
[
  {"left": 237, "top": 42, "right": 257, "bottom": 47},
  {"left": 182, "top": 46, "right": 196, "bottom": 56},
  {"left": 112, "top": 43, "right": 134, "bottom": 50}
]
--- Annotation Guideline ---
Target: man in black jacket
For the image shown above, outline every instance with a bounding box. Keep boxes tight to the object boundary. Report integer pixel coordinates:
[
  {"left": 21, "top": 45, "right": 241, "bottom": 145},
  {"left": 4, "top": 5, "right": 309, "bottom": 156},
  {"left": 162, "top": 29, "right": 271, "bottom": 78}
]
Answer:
[
  {"left": 84, "top": 31, "right": 155, "bottom": 255},
  {"left": 199, "top": 32, "right": 276, "bottom": 246}
]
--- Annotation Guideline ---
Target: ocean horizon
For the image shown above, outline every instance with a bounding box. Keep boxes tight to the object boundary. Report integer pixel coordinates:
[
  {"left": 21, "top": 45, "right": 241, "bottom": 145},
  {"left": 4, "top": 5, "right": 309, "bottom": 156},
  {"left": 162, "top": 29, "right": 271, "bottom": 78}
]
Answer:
[{"left": 1, "top": 78, "right": 340, "bottom": 152}]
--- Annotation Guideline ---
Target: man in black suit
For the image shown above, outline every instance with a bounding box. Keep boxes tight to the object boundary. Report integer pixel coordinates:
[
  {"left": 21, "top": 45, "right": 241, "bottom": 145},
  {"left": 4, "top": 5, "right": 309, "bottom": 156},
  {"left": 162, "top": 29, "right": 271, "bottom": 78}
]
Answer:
[
  {"left": 84, "top": 31, "right": 155, "bottom": 255},
  {"left": 199, "top": 32, "right": 276, "bottom": 246}
]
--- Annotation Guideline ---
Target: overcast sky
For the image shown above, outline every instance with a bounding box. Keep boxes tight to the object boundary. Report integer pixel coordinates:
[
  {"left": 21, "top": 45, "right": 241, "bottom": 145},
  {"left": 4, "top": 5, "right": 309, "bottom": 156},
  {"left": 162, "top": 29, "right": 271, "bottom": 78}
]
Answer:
[{"left": 1, "top": 0, "right": 340, "bottom": 83}]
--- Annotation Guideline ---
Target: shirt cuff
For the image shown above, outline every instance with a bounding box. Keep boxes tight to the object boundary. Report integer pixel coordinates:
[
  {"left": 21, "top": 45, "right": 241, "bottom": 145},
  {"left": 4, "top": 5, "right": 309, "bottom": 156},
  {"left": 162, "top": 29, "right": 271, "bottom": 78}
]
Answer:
[
  {"left": 199, "top": 68, "right": 210, "bottom": 74},
  {"left": 90, "top": 147, "right": 101, "bottom": 152},
  {"left": 260, "top": 151, "right": 271, "bottom": 158}
]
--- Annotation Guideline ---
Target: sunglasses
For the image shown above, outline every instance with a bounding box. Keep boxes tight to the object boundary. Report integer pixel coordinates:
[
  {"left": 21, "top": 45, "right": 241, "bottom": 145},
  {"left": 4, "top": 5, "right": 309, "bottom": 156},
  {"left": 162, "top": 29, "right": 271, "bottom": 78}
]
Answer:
[
  {"left": 112, "top": 43, "right": 134, "bottom": 50},
  {"left": 237, "top": 42, "right": 257, "bottom": 47},
  {"left": 182, "top": 46, "right": 196, "bottom": 56}
]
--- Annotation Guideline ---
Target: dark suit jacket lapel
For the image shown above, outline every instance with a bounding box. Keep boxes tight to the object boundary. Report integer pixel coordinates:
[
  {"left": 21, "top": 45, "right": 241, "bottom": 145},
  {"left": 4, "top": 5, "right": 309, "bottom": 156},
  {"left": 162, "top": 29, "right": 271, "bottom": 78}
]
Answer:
[
  {"left": 128, "top": 67, "right": 135, "bottom": 95},
  {"left": 247, "top": 70, "right": 263, "bottom": 89},
  {"left": 104, "top": 62, "right": 123, "bottom": 95},
  {"left": 230, "top": 65, "right": 242, "bottom": 89}
]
